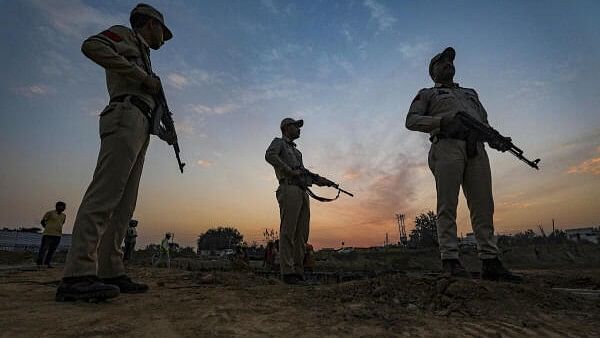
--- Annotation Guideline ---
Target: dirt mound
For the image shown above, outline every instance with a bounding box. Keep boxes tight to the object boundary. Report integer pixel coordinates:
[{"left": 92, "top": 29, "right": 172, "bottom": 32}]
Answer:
[
  {"left": 322, "top": 274, "right": 600, "bottom": 320},
  {"left": 2, "top": 266, "right": 600, "bottom": 337}
]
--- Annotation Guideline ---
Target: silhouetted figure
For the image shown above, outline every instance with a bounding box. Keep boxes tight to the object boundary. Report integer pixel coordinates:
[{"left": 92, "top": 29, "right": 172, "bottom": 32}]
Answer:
[
  {"left": 56, "top": 3, "right": 172, "bottom": 302},
  {"left": 406, "top": 47, "right": 522, "bottom": 283},
  {"left": 265, "top": 118, "right": 332, "bottom": 285}
]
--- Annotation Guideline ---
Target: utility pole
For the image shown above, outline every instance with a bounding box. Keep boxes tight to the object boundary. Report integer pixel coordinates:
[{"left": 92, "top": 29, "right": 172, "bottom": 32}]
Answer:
[{"left": 396, "top": 213, "right": 407, "bottom": 246}]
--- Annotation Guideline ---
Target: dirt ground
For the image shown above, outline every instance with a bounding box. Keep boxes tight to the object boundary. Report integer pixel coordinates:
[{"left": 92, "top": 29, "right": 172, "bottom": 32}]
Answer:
[{"left": 1, "top": 248, "right": 600, "bottom": 337}]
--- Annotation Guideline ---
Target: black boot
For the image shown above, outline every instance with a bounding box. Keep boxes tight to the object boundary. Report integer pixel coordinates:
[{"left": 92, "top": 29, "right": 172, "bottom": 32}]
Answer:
[
  {"left": 481, "top": 258, "right": 523, "bottom": 283},
  {"left": 101, "top": 275, "right": 149, "bottom": 293},
  {"left": 441, "top": 259, "right": 472, "bottom": 278},
  {"left": 55, "top": 276, "right": 120, "bottom": 302}
]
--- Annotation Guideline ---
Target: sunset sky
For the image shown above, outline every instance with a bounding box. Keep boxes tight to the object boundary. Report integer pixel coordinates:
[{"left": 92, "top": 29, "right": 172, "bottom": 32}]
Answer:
[{"left": 1, "top": 0, "right": 598, "bottom": 249}]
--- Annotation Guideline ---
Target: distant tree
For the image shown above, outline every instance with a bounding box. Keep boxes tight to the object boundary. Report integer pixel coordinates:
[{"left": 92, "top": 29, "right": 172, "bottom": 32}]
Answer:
[
  {"left": 513, "top": 229, "right": 536, "bottom": 242},
  {"left": 197, "top": 226, "right": 243, "bottom": 251},
  {"left": 408, "top": 211, "right": 438, "bottom": 247},
  {"left": 548, "top": 229, "right": 568, "bottom": 243},
  {"left": 263, "top": 228, "right": 278, "bottom": 243},
  {"left": 498, "top": 229, "right": 545, "bottom": 247}
]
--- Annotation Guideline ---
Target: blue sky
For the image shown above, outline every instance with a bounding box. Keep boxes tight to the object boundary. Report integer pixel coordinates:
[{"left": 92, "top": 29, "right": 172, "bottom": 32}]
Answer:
[{"left": 1, "top": 0, "right": 599, "bottom": 248}]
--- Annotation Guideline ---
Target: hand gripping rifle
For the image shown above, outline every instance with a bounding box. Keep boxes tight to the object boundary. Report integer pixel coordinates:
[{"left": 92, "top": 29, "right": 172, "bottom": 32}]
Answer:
[
  {"left": 455, "top": 111, "right": 540, "bottom": 170},
  {"left": 133, "top": 36, "right": 185, "bottom": 173},
  {"left": 151, "top": 79, "right": 186, "bottom": 173},
  {"left": 300, "top": 168, "right": 354, "bottom": 202}
]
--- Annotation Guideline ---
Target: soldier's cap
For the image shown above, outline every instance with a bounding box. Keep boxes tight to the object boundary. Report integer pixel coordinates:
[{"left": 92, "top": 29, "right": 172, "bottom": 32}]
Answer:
[
  {"left": 429, "top": 47, "right": 456, "bottom": 78},
  {"left": 280, "top": 118, "right": 304, "bottom": 130},
  {"left": 131, "top": 3, "right": 173, "bottom": 41}
]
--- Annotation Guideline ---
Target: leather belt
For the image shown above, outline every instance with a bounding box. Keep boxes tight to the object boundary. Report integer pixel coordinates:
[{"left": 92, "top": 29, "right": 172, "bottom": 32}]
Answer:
[
  {"left": 430, "top": 132, "right": 479, "bottom": 158},
  {"left": 279, "top": 178, "right": 304, "bottom": 187},
  {"left": 110, "top": 95, "right": 152, "bottom": 121}
]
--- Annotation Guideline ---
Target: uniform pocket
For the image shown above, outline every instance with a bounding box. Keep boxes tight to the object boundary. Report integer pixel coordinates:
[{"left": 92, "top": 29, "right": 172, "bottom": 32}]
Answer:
[
  {"left": 428, "top": 144, "right": 436, "bottom": 172},
  {"left": 118, "top": 100, "right": 146, "bottom": 130},
  {"left": 99, "top": 105, "right": 122, "bottom": 138},
  {"left": 276, "top": 186, "right": 284, "bottom": 205}
]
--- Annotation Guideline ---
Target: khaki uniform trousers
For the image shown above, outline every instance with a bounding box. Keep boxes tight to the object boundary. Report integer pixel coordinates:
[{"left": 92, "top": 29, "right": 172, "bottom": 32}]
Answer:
[
  {"left": 64, "top": 98, "right": 150, "bottom": 278},
  {"left": 276, "top": 184, "right": 310, "bottom": 275},
  {"left": 428, "top": 138, "right": 498, "bottom": 260}
]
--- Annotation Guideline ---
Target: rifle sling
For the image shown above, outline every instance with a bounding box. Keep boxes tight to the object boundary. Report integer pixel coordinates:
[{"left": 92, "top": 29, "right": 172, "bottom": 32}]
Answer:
[{"left": 306, "top": 187, "right": 341, "bottom": 203}]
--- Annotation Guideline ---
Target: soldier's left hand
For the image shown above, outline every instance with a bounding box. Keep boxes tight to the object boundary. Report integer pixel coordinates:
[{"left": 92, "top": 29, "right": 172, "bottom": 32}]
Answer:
[
  {"left": 489, "top": 137, "right": 512, "bottom": 152},
  {"left": 159, "top": 129, "right": 177, "bottom": 145}
]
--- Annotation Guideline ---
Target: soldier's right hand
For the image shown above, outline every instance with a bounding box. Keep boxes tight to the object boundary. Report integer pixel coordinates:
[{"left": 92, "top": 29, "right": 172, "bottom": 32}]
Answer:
[
  {"left": 142, "top": 74, "right": 162, "bottom": 95},
  {"left": 440, "top": 115, "right": 469, "bottom": 136}
]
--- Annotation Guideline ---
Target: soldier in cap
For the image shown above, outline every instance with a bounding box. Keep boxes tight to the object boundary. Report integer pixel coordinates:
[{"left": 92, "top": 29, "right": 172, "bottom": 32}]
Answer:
[
  {"left": 56, "top": 3, "right": 173, "bottom": 302},
  {"left": 265, "top": 118, "right": 334, "bottom": 285},
  {"left": 406, "top": 47, "right": 522, "bottom": 282}
]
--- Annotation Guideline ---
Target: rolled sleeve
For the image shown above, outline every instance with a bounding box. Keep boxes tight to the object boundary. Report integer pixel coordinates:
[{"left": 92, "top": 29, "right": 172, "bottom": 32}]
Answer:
[{"left": 405, "top": 89, "right": 441, "bottom": 133}]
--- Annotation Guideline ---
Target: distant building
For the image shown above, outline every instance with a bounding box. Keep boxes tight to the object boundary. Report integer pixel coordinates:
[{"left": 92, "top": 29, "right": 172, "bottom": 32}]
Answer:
[
  {"left": 198, "top": 249, "right": 234, "bottom": 257},
  {"left": 565, "top": 227, "right": 599, "bottom": 244},
  {"left": 0, "top": 229, "right": 72, "bottom": 252}
]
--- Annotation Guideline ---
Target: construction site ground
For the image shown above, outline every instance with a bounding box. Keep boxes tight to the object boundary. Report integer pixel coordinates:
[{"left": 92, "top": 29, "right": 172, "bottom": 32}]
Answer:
[{"left": 1, "top": 244, "right": 600, "bottom": 338}]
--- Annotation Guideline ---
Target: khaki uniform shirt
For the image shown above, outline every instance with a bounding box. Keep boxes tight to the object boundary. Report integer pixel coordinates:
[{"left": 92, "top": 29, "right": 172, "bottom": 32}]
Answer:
[
  {"left": 405, "top": 83, "right": 489, "bottom": 136},
  {"left": 265, "top": 137, "right": 305, "bottom": 181},
  {"left": 42, "top": 210, "right": 66, "bottom": 237},
  {"left": 82, "top": 25, "right": 155, "bottom": 109}
]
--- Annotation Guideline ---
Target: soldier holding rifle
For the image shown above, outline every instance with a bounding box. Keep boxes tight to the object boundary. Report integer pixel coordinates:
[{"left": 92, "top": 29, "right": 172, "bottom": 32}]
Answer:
[
  {"left": 57, "top": 3, "right": 182, "bottom": 302},
  {"left": 265, "top": 118, "right": 352, "bottom": 285},
  {"left": 406, "top": 47, "right": 538, "bottom": 282}
]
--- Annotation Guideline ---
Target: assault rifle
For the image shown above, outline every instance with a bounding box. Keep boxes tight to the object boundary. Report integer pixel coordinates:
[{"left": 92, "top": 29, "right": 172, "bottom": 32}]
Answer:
[
  {"left": 133, "top": 37, "right": 185, "bottom": 174},
  {"left": 298, "top": 168, "right": 354, "bottom": 202},
  {"left": 151, "top": 77, "right": 186, "bottom": 173},
  {"left": 455, "top": 111, "right": 540, "bottom": 170}
]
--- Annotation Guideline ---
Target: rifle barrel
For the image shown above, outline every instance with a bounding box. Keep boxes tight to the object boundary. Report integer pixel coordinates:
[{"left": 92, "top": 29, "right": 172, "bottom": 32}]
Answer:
[
  {"left": 338, "top": 187, "right": 354, "bottom": 197},
  {"left": 174, "top": 144, "right": 185, "bottom": 173}
]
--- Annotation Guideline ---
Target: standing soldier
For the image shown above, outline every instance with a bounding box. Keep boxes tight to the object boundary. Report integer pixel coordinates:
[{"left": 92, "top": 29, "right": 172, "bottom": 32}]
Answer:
[
  {"left": 405, "top": 47, "right": 522, "bottom": 282},
  {"left": 265, "top": 118, "right": 334, "bottom": 285},
  {"left": 37, "top": 201, "right": 67, "bottom": 268},
  {"left": 56, "top": 3, "right": 173, "bottom": 302},
  {"left": 123, "top": 219, "right": 138, "bottom": 262}
]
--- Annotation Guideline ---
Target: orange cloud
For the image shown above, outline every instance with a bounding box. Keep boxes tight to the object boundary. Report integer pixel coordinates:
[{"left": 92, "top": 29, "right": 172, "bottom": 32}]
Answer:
[
  {"left": 197, "top": 159, "right": 214, "bottom": 168},
  {"left": 342, "top": 169, "right": 361, "bottom": 181},
  {"left": 567, "top": 147, "right": 600, "bottom": 176}
]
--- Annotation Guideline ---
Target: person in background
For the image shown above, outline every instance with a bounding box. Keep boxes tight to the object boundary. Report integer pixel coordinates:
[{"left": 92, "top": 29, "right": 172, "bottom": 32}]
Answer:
[
  {"left": 154, "top": 233, "right": 172, "bottom": 269},
  {"left": 37, "top": 201, "right": 67, "bottom": 268},
  {"left": 123, "top": 219, "right": 138, "bottom": 262}
]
